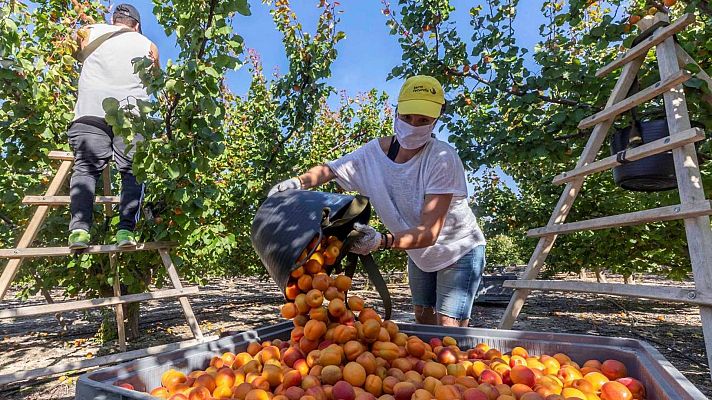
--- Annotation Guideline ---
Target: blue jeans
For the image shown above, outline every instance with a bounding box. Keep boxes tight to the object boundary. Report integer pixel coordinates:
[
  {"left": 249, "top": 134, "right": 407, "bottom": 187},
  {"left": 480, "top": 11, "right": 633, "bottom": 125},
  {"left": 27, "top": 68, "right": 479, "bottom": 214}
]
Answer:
[{"left": 407, "top": 245, "right": 485, "bottom": 321}]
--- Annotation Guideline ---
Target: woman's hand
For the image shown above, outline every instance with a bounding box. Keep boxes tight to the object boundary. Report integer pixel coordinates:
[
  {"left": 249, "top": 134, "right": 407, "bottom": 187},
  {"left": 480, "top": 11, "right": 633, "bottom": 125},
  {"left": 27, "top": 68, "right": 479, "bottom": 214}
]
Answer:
[
  {"left": 267, "top": 177, "right": 302, "bottom": 197},
  {"left": 349, "top": 223, "right": 383, "bottom": 255}
]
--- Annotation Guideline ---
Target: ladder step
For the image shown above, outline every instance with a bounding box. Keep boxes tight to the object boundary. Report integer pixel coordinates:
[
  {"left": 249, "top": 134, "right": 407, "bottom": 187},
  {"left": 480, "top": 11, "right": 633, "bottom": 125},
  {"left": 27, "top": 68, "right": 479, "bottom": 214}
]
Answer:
[
  {"left": 0, "top": 287, "right": 199, "bottom": 319},
  {"left": 527, "top": 201, "right": 712, "bottom": 238},
  {"left": 48, "top": 151, "right": 74, "bottom": 160},
  {"left": 553, "top": 127, "right": 704, "bottom": 185},
  {"left": 502, "top": 280, "right": 712, "bottom": 307},
  {"left": 0, "top": 241, "right": 178, "bottom": 259},
  {"left": 22, "top": 195, "right": 121, "bottom": 205},
  {"left": 596, "top": 13, "right": 695, "bottom": 77},
  {"left": 578, "top": 70, "right": 691, "bottom": 130}
]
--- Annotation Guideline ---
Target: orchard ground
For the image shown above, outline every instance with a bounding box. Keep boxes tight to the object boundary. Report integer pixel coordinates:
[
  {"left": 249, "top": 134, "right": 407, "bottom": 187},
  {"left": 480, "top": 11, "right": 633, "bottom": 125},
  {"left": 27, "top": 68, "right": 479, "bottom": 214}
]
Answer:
[{"left": 0, "top": 273, "right": 709, "bottom": 399}]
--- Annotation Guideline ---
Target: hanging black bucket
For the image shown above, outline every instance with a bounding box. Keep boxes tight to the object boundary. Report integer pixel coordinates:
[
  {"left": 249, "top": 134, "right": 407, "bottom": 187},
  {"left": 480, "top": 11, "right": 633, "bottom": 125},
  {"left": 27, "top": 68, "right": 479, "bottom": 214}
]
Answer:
[
  {"left": 610, "top": 119, "right": 678, "bottom": 192},
  {"left": 250, "top": 190, "right": 392, "bottom": 319}
]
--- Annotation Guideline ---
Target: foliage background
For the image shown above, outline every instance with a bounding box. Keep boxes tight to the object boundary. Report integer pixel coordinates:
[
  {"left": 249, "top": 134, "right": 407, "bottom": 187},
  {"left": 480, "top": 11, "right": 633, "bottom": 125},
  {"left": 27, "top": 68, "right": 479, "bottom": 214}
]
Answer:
[{"left": 1, "top": 0, "right": 711, "bottom": 338}]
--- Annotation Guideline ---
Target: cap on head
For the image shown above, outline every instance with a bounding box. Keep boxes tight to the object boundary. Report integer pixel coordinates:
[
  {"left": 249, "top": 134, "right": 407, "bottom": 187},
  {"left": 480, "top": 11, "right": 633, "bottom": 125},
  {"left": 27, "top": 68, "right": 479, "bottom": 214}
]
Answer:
[
  {"left": 397, "top": 75, "right": 445, "bottom": 119},
  {"left": 113, "top": 3, "right": 141, "bottom": 31}
]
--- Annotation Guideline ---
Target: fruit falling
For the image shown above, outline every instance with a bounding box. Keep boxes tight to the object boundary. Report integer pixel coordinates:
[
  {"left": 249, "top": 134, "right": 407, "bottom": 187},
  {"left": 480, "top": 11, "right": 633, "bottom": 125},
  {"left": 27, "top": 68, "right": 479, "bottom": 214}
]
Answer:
[{"left": 114, "top": 234, "right": 647, "bottom": 400}]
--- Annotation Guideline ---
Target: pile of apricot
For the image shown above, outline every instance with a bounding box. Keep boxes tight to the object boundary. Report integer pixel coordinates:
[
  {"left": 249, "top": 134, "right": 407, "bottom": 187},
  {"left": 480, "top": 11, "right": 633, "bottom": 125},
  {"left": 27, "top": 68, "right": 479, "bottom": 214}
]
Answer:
[{"left": 117, "top": 235, "right": 646, "bottom": 400}]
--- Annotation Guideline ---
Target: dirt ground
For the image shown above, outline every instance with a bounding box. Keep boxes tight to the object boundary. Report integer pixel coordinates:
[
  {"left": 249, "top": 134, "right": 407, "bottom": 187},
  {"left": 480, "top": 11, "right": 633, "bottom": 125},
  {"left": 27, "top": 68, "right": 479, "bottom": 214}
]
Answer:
[{"left": 0, "top": 274, "right": 709, "bottom": 399}]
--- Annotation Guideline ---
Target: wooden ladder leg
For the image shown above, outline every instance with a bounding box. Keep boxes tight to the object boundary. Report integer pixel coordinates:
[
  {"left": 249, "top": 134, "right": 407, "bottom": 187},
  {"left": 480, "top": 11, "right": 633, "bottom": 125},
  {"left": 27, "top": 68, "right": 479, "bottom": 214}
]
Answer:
[
  {"left": 102, "top": 167, "right": 126, "bottom": 351},
  {"left": 110, "top": 254, "right": 126, "bottom": 351},
  {"left": 658, "top": 36, "right": 712, "bottom": 380},
  {"left": 499, "top": 58, "right": 645, "bottom": 329},
  {"left": 0, "top": 160, "right": 73, "bottom": 301},
  {"left": 159, "top": 249, "right": 203, "bottom": 340}
]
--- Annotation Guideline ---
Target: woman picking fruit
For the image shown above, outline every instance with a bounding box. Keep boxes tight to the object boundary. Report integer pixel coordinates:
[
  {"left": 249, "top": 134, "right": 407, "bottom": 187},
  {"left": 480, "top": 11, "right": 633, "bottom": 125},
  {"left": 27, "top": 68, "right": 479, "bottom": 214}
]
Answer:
[{"left": 268, "top": 75, "right": 486, "bottom": 328}]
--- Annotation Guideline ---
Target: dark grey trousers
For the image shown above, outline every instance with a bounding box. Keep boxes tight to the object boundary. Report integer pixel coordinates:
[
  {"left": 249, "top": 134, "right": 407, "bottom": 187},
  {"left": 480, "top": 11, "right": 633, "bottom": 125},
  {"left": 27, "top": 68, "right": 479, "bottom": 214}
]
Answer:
[{"left": 67, "top": 116, "right": 144, "bottom": 232}]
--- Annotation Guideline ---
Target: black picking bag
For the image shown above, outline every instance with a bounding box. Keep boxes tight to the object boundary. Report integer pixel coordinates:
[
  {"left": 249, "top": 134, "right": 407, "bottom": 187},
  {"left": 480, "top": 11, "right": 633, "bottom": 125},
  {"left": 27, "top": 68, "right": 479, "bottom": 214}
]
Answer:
[{"left": 250, "top": 190, "right": 392, "bottom": 319}]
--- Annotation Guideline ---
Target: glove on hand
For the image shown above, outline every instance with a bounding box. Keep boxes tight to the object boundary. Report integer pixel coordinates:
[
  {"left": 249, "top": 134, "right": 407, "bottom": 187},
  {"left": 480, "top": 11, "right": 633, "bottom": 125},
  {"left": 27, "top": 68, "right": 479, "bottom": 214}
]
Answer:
[
  {"left": 267, "top": 177, "right": 302, "bottom": 197},
  {"left": 349, "top": 223, "right": 383, "bottom": 255}
]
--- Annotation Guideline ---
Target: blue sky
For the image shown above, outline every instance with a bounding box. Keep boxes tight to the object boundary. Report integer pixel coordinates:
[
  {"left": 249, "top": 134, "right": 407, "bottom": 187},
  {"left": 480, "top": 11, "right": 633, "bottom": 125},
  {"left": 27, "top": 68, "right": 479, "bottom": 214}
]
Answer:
[{"left": 114, "top": 1, "right": 548, "bottom": 191}]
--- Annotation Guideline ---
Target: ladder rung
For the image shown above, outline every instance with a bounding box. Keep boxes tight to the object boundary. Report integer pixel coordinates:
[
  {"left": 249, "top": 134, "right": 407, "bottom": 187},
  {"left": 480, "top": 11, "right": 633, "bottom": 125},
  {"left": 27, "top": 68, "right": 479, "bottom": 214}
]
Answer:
[
  {"left": 0, "top": 287, "right": 199, "bottom": 319},
  {"left": 22, "top": 195, "right": 120, "bottom": 205},
  {"left": 0, "top": 241, "right": 178, "bottom": 259},
  {"left": 553, "top": 127, "right": 704, "bottom": 185},
  {"left": 578, "top": 70, "right": 691, "bottom": 130},
  {"left": 527, "top": 201, "right": 712, "bottom": 238},
  {"left": 502, "top": 280, "right": 712, "bottom": 307},
  {"left": 596, "top": 13, "right": 695, "bottom": 78},
  {"left": 48, "top": 151, "right": 74, "bottom": 160}
]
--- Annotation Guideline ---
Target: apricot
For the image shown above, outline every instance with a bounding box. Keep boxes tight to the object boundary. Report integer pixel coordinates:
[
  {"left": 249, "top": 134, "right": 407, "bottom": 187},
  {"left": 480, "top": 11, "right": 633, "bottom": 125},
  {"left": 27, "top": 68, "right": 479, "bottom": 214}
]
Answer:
[
  {"left": 348, "top": 296, "right": 365, "bottom": 312},
  {"left": 356, "top": 351, "right": 378, "bottom": 375},
  {"left": 334, "top": 275, "right": 352, "bottom": 291},
  {"left": 295, "top": 294, "right": 310, "bottom": 314},
  {"left": 294, "top": 274, "right": 311, "bottom": 291},
  {"left": 294, "top": 359, "right": 310, "bottom": 376},
  {"left": 293, "top": 314, "right": 308, "bottom": 328},
  {"left": 561, "top": 387, "right": 587, "bottom": 399},
  {"left": 406, "top": 339, "right": 426, "bottom": 358},
  {"left": 392, "top": 357, "right": 413, "bottom": 373},
  {"left": 510, "top": 365, "right": 536, "bottom": 387},
  {"left": 600, "top": 381, "right": 634, "bottom": 399},
  {"left": 304, "top": 320, "right": 327, "bottom": 341},
  {"left": 320, "top": 364, "right": 342, "bottom": 385},
  {"left": 344, "top": 340, "right": 366, "bottom": 361},
  {"left": 333, "top": 380, "right": 356, "bottom": 400},
  {"left": 393, "top": 382, "right": 417, "bottom": 400},
  {"left": 285, "top": 282, "right": 300, "bottom": 300},
  {"left": 325, "top": 286, "right": 342, "bottom": 301},
  {"left": 556, "top": 365, "right": 583, "bottom": 386},
  {"left": 365, "top": 374, "right": 383, "bottom": 396},
  {"left": 372, "top": 341, "right": 399, "bottom": 361},
  {"left": 540, "top": 355, "right": 561, "bottom": 375},
  {"left": 616, "top": 377, "right": 645, "bottom": 400},
  {"left": 434, "top": 384, "right": 461, "bottom": 400},
  {"left": 291, "top": 266, "right": 304, "bottom": 279},
  {"left": 422, "top": 361, "right": 447, "bottom": 379},
  {"left": 258, "top": 345, "right": 281, "bottom": 364},
  {"left": 414, "top": 388, "right": 435, "bottom": 400},
  {"left": 462, "top": 388, "right": 488, "bottom": 400},
  {"left": 571, "top": 378, "right": 594, "bottom": 393},
  {"left": 362, "top": 319, "right": 381, "bottom": 341},
  {"left": 601, "top": 360, "right": 627, "bottom": 381},
  {"left": 245, "top": 388, "right": 270, "bottom": 400},
  {"left": 340, "top": 361, "right": 366, "bottom": 387},
  {"left": 305, "top": 259, "right": 322, "bottom": 275},
  {"left": 519, "top": 393, "right": 546, "bottom": 400},
  {"left": 192, "top": 374, "right": 216, "bottom": 393},
  {"left": 328, "top": 298, "right": 347, "bottom": 318},
  {"left": 301, "top": 375, "right": 321, "bottom": 390},
  {"left": 167, "top": 394, "right": 188, "bottom": 400},
  {"left": 334, "top": 324, "right": 359, "bottom": 344},
  {"left": 212, "top": 385, "right": 233, "bottom": 399},
  {"left": 479, "top": 369, "right": 503, "bottom": 386},
  {"left": 312, "top": 273, "right": 331, "bottom": 291},
  {"left": 382, "top": 375, "right": 400, "bottom": 394},
  {"left": 162, "top": 369, "right": 188, "bottom": 392},
  {"left": 436, "top": 347, "right": 457, "bottom": 365},
  {"left": 150, "top": 387, "right": 171, "bottom": 399},
  {"left": 214, "top": 367, "right": 235, "bottom": 388},
  {"left": 358, "top": 308, "right": 382, "bottom": 324}
]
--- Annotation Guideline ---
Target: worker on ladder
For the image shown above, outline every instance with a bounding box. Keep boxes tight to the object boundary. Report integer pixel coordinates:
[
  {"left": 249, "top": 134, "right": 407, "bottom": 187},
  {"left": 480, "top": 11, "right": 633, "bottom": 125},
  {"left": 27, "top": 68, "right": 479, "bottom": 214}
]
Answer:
[{"left": 67, "top": 4, "right": 159, "bottom": 250}]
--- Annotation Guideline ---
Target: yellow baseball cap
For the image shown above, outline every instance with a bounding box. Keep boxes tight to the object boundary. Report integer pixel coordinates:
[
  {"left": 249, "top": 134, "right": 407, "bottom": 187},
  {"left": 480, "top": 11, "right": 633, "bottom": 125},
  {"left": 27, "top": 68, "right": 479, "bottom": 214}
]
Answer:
[{"left": 397, "top": 75, "right": 445, "bottom": 119}]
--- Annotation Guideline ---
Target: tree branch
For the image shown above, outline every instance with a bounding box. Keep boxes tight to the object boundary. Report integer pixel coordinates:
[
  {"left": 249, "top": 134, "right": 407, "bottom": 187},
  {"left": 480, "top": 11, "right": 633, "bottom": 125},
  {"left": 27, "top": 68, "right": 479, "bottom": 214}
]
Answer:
[{"left": 445, "top": 65, "right": 599, "bottom": 109}]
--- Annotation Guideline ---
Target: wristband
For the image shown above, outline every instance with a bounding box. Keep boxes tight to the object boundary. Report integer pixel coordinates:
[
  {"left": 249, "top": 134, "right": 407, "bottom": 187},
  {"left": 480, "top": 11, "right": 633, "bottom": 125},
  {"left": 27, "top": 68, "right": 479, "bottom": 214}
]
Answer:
[{"left": 295, "top": 176, "right": 304, "bottom": 188}]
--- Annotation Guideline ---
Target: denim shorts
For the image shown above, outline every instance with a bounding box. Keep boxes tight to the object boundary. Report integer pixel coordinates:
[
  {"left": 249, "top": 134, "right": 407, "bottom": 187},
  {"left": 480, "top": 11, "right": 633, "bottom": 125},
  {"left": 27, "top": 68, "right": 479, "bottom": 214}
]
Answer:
[{"left": 407, "top": 245, "right": 485, "bottom": 320}]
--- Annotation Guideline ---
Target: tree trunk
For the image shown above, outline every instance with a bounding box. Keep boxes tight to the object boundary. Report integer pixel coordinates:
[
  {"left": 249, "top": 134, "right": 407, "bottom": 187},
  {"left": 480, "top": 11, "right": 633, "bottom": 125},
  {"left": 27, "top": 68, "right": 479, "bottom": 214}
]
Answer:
[
  {"left": 578, "top": 268, "right": 587, "bottom": 280},
  {"left": 595, "top": 268, "right": 607, "bottom": 283},
  {"left": 124, "top": 302, "right": 140, "bottom": 340},
  {"left": 623, "top": 274, "right": 631, "bottom": 284}
]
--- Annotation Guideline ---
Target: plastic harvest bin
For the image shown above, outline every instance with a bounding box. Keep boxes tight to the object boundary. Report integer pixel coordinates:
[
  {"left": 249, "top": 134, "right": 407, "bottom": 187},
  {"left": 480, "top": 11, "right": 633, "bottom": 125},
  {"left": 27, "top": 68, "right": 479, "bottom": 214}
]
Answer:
[{"left": 76, "top": 321, "right": 708, "bottom": 400}]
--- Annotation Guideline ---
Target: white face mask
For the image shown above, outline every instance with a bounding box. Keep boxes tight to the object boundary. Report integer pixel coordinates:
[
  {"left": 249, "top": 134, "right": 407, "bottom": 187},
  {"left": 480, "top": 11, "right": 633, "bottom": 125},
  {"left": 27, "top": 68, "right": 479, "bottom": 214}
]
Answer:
[{"left": 394, "top": 117, "right": 434, "bottom": 150}]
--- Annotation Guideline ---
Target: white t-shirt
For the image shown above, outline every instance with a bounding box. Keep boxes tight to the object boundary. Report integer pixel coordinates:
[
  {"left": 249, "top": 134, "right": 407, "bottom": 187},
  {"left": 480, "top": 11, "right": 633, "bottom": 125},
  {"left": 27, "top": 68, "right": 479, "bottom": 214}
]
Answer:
[
  {"left": 327, "top": 138, "right": 486, "bottom": 272},
  {"left": 74, "top": 24, "right": 153, "bottom": 120}
]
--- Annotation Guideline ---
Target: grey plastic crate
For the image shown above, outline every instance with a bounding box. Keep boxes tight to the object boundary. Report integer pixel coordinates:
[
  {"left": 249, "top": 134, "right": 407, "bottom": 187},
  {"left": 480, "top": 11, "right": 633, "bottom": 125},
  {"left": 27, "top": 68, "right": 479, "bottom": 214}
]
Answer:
[{"left": 76, "top": 321, "right": 707, "bottom": 400}]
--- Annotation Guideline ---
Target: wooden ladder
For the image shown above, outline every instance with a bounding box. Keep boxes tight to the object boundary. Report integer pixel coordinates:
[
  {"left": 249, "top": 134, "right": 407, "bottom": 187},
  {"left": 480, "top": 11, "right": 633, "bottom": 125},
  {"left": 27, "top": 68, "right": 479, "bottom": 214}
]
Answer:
[
  {"left": 498, "top": 12, "right": 712, "bottom": 378},
  {"left": 0, "top": 150, "right": 204, "bottom": 373}
]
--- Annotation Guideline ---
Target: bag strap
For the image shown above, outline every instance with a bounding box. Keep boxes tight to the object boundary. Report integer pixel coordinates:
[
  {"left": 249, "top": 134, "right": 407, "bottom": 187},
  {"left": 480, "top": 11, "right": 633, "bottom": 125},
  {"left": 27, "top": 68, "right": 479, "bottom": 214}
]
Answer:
[
  {"left": 387, "top": 136, "right": 400, "bottom": 161},
  {"left": 75, "top": 27, "right": 133, "bottom": 63},
  {"left": 343, "top": 253, "right": 392, "bottom": 320}
]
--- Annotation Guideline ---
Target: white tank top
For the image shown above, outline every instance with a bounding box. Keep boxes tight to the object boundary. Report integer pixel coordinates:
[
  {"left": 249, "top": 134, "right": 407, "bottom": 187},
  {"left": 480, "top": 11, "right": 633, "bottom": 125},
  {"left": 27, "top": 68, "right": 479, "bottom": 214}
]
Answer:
[{"left": 73, "top": 24, "right": 153, "bottom": 120}]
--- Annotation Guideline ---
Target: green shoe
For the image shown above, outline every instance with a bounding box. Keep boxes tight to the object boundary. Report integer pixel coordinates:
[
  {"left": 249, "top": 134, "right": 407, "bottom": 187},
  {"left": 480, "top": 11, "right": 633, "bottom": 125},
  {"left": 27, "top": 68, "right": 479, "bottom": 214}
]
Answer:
[
  {"left": 68, "top": 229, "right": 90, "bottom": 250},
  {"left": 115, "top": 229, "right": 137, "bottom": 248}
]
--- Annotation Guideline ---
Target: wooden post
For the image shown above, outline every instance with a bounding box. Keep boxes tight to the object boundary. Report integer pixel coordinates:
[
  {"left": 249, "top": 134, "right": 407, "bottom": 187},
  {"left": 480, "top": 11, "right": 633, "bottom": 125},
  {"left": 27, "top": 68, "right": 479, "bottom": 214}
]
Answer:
[
  {"left": 102, "top": 167, "right": 126, "bottom": 352},
  {"left": 159, "top": 249, "right": 203, "bottom": 340},
  {"left": 0, "top": 160, "right": 73, "bottom": 300},
  {"left": 657, "top": 34, "right": 712, "bottom": 380},
  {"left": 499, "top": 57, "right": 644, "bottom": 329}
]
